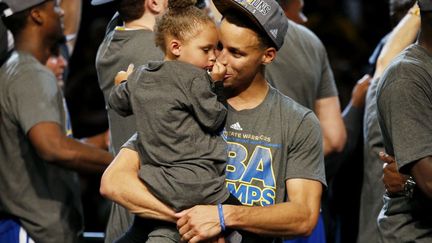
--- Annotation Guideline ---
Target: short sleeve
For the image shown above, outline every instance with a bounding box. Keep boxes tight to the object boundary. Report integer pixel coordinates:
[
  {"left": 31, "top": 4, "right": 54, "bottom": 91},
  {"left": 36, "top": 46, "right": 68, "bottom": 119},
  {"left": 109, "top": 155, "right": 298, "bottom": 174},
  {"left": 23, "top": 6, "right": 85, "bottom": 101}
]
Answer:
[
  {"left": 377, "top": 77, "right": 432, "bottom": 172},
  {"left": 10, "top": 70, "right": 62, "bottom": 134},
  {"left": 317, "top": 49, "right": 338, "bottom": 99},
  {"left": 286, "top": 112, "right": 326, "bottom": 186},
  {"left": 121, "top": 132, "right": 138, "bottom": 151}
]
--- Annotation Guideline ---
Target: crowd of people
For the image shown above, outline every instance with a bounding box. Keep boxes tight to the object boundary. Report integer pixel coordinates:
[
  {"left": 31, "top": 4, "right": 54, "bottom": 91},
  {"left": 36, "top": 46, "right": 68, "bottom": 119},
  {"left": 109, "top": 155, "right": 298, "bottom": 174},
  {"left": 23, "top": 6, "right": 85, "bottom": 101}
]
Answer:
[{"left": 0, "top": 0, "right": 431, "bottom": 243}]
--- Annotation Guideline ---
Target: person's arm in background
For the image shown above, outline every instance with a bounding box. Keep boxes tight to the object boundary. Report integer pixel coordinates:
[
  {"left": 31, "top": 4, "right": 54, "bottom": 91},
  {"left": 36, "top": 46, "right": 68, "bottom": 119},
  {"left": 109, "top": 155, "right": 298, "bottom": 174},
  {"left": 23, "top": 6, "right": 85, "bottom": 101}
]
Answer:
[
  {"left": 374, "top": 3, "right": 420, "bottom": 79},
  {"left": 322, "top": 74, "right": 370, "bottom": 179},
  {"left": 61, "top": 0, "right": 82, "bottom": 56},
  {"left": 340, "top": 74, "right": 371, "bottom": 152},
  {"left": 315, "top": 97, "right": 346, "bottom": 156},
  {"left": 100, "top": 144, "right": 176, "bottom": 222},
  {"left": 28, "top": 122, "right": 112, "bottom": 173}
]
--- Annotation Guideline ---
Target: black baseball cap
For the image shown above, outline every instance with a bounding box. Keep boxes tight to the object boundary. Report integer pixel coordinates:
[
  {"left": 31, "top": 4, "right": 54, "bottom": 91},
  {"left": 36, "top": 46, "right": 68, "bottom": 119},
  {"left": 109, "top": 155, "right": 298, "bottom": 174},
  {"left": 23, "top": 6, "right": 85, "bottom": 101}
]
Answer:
[{"left": 214, "top": 0, "right": 288, "bottom": 50}]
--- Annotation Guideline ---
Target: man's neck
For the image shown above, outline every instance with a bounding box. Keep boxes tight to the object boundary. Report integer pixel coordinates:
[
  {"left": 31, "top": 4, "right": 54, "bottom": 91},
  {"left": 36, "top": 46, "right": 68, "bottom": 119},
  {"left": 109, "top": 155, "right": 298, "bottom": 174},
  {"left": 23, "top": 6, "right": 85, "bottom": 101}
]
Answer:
[
  {"left": 227, "top": 74, "right": 269, "bottom": 111},
  {"left": 14, "top": 33, "right": 50, "bottom": 64}
]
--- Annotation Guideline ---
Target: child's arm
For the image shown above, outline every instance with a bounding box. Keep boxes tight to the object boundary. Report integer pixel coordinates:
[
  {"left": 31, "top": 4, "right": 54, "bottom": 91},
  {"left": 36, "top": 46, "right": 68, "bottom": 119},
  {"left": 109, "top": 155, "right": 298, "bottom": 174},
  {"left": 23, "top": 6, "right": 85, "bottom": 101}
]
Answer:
[{"left": 108, "top": 64, "right": 135, "bottom": 117}]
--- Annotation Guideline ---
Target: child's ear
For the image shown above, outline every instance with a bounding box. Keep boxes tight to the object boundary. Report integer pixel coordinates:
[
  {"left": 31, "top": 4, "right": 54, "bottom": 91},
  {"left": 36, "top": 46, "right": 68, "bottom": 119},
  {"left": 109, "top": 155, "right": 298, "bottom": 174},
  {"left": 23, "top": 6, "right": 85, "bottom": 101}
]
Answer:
[{"left": 168, "top": 39, "right": 182, "bottom": 57}]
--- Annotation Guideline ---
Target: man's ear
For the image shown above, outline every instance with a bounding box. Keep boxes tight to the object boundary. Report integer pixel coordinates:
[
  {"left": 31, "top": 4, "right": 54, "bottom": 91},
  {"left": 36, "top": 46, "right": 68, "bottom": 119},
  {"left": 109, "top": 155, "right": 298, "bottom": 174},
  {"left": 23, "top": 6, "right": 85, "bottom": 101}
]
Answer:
[
  {"left": 262, "top": 47, "right": 276, "bottom": 65},
  {"left": 168, "top": 39, "right": 182, "bottom": 57},
  {"left": 29, "top": 8, "right": 44, "bottom": 25},
  {"left": 147, "top": 0, "right": 166, "bottom": 15}
]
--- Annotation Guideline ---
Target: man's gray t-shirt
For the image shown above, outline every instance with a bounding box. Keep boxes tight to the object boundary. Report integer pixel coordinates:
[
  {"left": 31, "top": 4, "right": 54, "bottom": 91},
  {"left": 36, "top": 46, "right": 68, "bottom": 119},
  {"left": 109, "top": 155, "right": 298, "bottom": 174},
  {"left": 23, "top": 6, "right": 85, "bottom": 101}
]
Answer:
[
  {"left": 0, "top": 51, "right": 83, "bottom": 243},
  {"left": 224, "top": 86, "right": 326, "bottom": 207},
  {"left": 109, "top": 61, "right": 230, "bottom": 211},
  {"left": 376, "top": 44, "right": 432, "bottom": 242},
  {"left": 266, "top": 20, "right": 338, "bottom": 111}
]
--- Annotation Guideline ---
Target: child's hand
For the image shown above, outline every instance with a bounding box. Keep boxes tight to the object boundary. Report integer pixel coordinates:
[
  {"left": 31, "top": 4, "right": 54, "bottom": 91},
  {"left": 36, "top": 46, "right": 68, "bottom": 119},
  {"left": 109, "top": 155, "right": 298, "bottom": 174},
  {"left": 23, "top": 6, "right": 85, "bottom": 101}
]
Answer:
[
  {"left": 114, "top": 63, "right": 134, "bottom": 85},
  {"left": 210, "top": 61, "right": 226, "bottom": 82}
]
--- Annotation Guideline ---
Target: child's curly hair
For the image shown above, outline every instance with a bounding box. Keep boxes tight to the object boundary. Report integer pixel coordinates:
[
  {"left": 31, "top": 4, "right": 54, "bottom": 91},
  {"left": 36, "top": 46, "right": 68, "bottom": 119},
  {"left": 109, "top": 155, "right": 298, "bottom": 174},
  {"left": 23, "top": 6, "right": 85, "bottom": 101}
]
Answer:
[{"left": 154, "top": 0, "right": 215, "bottom": 53}]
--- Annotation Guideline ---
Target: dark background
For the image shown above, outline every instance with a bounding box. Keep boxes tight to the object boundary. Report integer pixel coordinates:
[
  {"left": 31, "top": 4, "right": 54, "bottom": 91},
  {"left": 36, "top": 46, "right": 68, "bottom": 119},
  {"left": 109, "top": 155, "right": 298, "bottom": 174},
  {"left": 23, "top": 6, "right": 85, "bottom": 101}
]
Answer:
[{"left": 65, "top": 0, "right": 392, "bottom": 241}]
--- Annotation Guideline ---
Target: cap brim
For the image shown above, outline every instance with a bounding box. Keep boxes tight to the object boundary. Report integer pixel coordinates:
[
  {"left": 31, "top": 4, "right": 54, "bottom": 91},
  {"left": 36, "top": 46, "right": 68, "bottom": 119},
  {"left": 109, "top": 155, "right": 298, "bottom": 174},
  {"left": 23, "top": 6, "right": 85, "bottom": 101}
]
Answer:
[{"left": 91, "top": 0, "right": 115, "bottom": 6}]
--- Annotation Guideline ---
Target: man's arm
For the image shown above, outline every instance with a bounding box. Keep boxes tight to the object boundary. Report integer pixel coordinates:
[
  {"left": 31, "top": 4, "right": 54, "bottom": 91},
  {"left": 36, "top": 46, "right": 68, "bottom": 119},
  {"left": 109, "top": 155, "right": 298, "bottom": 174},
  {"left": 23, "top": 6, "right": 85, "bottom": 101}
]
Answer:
[
  {"left": 315, "top": 96, "right": 346, "bottom": 156},
  {"left": 373, "top": 3, "right": 420, "bottom": 79},
  {"left": 176, "top": 179, "right": 322, "bottom": 242},
  {"left": 28, "top": 122, "right": 112, "bottom": 173},
  {"left": 99, "top": 147, "right": 176, "bottom": 222}
]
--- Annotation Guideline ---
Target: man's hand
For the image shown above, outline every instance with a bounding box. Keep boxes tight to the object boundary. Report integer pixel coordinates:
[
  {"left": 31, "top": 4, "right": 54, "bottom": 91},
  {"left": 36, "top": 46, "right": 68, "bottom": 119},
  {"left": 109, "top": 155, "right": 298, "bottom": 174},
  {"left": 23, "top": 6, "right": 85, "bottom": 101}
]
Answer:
[
  {"left": 176, "top": 205, "right": 222, "bottom": 242},
  {"left": 380, "top": 152, "right": 408, "bottom": 195},
  {"left": 114, "top": 63, "right": 134, "bottom": 85}
]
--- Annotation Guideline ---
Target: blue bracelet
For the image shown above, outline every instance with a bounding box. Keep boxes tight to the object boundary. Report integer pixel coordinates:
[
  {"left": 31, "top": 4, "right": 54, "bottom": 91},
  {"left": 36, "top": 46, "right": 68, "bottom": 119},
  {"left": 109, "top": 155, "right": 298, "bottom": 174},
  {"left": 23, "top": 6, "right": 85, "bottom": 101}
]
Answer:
[{"left": 217, "top": 204, "right": 226, "bottom": 232}]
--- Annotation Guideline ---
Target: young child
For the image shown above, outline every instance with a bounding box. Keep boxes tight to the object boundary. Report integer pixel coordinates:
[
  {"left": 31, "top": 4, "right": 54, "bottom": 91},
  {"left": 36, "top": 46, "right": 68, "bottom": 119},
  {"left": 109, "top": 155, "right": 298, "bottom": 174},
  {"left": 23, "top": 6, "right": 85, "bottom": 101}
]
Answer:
[{"left": 108, "top": 0, "right": 238, "bottom": 242}]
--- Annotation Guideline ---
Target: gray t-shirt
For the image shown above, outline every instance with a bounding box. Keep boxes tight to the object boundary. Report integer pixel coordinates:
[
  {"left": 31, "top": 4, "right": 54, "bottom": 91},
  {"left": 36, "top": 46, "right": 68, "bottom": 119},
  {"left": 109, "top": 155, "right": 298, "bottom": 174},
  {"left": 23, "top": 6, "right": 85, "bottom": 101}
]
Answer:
[
  {"left": 109, "top": 61, "right": 230, "bottom": 211},
  {"left": 376, "top": 44, "right": 432, "bottom": 242},
  {"left": 96, "top": 26, "right": 163, "bottom": 154},
  {"left": 95, "top": 20, "right": 164, "bottom": 242},
  {"left": 0, "top": 51, "right": 83, "bottom": 243},
  {"left": 266, "top": 20, "right": 338, "bottom": 111},
  {"left": 224, "top": 86, "right": 326, "bottom": 206}
]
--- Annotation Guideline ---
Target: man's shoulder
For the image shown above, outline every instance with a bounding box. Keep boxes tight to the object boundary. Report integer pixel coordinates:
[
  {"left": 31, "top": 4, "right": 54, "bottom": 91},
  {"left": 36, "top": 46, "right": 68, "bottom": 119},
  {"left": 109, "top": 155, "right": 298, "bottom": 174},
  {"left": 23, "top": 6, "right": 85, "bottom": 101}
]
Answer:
[
  {"left": 2, "top": 52, "right": 54, "bottom": 84},
  {"left": 269, "top": 86, "right": 315, "bottom": 120},
  {"left": 378, "top": 46, "right": 432, "bottom": 95}
]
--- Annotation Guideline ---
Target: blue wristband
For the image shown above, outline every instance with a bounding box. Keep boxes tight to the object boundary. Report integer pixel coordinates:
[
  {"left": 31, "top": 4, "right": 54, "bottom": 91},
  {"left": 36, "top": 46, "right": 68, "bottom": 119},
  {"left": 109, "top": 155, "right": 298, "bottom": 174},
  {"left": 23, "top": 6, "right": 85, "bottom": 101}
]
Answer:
[{"left": 217, "top": 204, "right": 226, "bottom": 232}]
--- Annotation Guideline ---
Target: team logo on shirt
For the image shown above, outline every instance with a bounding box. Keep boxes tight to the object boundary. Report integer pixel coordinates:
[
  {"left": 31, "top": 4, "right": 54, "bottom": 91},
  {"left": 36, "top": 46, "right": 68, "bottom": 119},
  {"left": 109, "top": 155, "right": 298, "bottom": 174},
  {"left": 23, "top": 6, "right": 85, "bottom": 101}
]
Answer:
[{"left": 223, "top": 128, "right": 280, "bottom": 206}]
